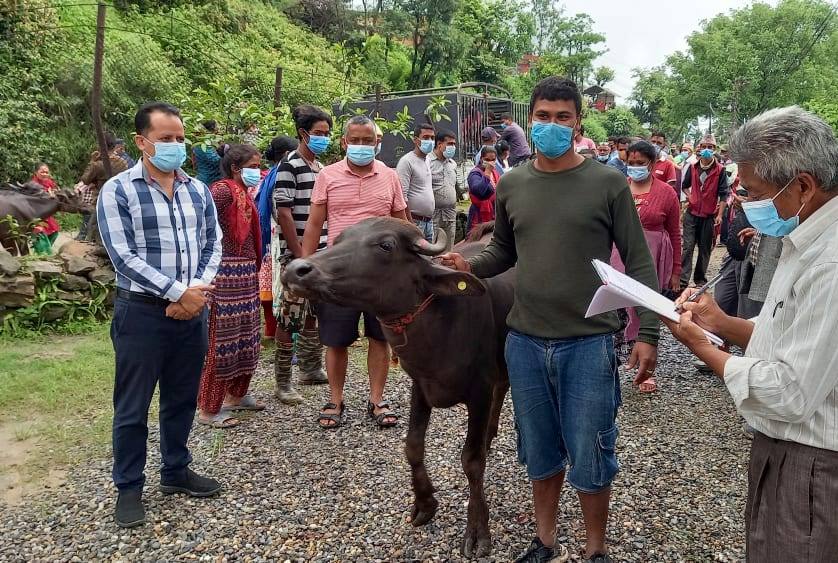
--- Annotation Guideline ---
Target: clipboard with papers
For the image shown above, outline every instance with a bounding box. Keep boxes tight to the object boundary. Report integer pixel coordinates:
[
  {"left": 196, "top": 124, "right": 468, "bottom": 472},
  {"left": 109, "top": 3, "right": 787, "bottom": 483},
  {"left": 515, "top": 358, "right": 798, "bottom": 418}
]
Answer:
[{"left": 584, "top": 259, "right": 724, "bottom": 346}]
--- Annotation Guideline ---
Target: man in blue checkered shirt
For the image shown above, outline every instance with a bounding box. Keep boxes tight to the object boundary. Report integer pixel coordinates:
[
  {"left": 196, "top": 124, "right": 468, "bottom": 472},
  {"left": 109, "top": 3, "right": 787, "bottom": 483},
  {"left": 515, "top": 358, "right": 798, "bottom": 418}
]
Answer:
[{"left": 97, "top": 102, "right": 223, "bottom": 528}]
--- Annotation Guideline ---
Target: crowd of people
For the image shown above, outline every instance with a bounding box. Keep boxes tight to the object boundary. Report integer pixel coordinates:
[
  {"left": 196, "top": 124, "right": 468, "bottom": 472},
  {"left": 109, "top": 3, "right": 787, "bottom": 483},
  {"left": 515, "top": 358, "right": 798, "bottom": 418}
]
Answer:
[{"left": 60, "top": 73, "right": 835, "bottom": 563}]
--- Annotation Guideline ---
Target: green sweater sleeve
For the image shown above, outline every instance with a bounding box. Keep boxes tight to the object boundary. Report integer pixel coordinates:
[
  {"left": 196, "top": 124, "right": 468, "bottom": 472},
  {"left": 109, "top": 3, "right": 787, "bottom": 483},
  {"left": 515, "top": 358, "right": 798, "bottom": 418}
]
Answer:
[
  {"left": 611, "top": 186, "right": 661, "bottom": 346},
  {"left": 467, "top": 189, "right": 517, "bottom": 279}
]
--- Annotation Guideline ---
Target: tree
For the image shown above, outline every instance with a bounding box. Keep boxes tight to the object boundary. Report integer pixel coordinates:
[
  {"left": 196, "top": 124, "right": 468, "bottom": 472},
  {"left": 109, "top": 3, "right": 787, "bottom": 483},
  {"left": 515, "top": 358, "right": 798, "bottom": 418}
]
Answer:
[
  {"left": 602, "top": 107, "right": 644, "bottom": 137},
  {"left": 398, "top": 0, "right": 462, "bottom": 88},
  {"left": 530, "top": 0, "right": 563, "bottom": 55},
  {"left": 665, "top": 0, "right": 837, "bottom": 136},
  {"left": 546, "top": 13, "right": 606, "bottom": 88},
  {"left": 454, "top": 0, "right": 535, "bottom": 84},
  {"left": 592, "top": 66, "right": 614, "bottom": 87}
]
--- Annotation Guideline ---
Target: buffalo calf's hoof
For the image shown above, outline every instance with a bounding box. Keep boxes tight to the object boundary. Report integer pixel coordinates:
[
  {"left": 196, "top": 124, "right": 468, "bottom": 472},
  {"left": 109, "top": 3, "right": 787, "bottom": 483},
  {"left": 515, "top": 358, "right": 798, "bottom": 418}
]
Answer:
[
  {"left": 409, "top": 496, "right": 439, "bottom": 526},
  {"left": 461, "top": 528, "right": 492, "bottom": 558}
]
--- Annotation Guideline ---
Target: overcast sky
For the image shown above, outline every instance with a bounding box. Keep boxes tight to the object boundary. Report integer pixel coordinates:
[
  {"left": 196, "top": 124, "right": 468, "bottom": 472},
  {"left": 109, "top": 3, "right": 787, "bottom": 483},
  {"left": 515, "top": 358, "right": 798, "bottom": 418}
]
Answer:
[{"left": 560, "top": 0, "right": 781, "bottom": 101}]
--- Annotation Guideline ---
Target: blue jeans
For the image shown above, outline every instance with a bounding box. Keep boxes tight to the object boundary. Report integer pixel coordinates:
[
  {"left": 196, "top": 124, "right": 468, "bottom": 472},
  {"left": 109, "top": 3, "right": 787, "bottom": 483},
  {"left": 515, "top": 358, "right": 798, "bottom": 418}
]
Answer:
[
  {"left": 413, "top": 218, "right": 434, "bottom": 242},
  {"left": 505, "top": 331, "right": 621, "bottom": 492},
  {"left": 111, "top": 297, "right": 208, "bottom": 490}
]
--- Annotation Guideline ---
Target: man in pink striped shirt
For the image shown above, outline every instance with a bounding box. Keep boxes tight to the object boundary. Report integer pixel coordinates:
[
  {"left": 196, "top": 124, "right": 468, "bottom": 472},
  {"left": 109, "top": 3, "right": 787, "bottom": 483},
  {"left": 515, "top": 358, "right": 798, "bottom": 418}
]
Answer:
[{"left": 302, "top": 115, "right": 408, "bottom": 429}]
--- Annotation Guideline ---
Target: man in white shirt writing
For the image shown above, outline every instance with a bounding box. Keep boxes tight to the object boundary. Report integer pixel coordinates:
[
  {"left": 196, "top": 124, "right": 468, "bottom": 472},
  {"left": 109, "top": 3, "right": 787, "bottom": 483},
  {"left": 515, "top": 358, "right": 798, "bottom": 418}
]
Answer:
[{"left": 667, "top": 106, "right": 838, "bottom": 562}]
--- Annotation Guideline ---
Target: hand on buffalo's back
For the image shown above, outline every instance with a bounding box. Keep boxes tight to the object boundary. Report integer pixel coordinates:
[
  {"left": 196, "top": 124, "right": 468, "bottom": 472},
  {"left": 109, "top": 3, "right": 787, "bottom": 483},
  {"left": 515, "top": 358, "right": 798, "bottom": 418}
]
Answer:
[{"left": 440, "top": 252, "right": 471, "bottom": 272}]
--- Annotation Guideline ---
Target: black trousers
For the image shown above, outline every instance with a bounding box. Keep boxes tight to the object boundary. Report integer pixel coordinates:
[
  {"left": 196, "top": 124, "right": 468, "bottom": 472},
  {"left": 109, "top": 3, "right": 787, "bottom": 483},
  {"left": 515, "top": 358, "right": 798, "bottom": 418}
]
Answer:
[
  {"left": 110, "top": 297, "right": 208, "bottom": 491},
  {"left": 680, "top": 211, "right": 715, "bottom": 287},
  {"left": 714, "top": 255, "right": 740, "bottom": 317}
]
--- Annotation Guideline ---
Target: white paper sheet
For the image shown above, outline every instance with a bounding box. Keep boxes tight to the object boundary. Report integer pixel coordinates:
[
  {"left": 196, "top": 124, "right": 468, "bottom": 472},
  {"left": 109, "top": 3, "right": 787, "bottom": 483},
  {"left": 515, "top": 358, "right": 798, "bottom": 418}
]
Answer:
[{"left": 586, "top": 259, "right": 723, "bottom": 346}]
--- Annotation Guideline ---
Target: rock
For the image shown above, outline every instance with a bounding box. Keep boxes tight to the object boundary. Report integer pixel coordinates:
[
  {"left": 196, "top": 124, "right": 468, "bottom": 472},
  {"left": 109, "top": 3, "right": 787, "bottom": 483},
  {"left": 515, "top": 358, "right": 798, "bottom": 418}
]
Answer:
[
  {"left": 64, "top": 255, "right": 97, "bottom": 276},
  {"left": 57, "top": 240, "right": 97, "bottom": 258},
  {"left": 88, "top": 267, "right": 115, "bottom": 285},
  {"left": 56, "top": 290, "right": 86, "bottom": 302},
  {"left": 0, "top": 274, "right": 35, "bottom": 307},
  {"left": 0, "top": 248, "right": 21, "bottom": 277},
  {"left": 40, "top": 304, "right": 68, "bottom": 322},
  {"left": 59, "top": 274, "right": 90, "bottom": 292},
  {"left": 27, "top": 260, "right": 63, "bottom": 280}
]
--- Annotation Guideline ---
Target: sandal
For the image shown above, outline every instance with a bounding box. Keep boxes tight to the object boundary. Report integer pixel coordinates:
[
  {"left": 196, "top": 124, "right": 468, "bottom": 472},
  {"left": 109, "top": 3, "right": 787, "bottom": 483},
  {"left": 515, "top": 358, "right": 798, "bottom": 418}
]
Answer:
[
  {"left": 367, "top": 400, "right": 399, "bottom": 428},
  {"left": 222, "top": 394, "right": 266, "bottom": 411},
  {"left": 317, "top": 402, "right": 346, "bottom": 429},
  {"left": 197, "top": 411, "right": 240, "bottom": 429},
  {"left": 638, "top": 377, "right": 657, "bottom": 393}
]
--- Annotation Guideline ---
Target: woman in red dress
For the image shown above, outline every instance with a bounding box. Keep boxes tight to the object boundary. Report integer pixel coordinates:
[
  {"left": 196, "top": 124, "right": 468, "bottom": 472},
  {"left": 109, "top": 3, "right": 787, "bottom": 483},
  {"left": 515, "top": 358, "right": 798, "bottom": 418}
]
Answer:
[
  {"left": 197, "top": 144, "right": 265, "bottom": 428},
  {"left": 611, "top": 141, "right": 682, "bottom": 393},
  {"left": 30, "top": 163, "right": 61, "bottom": 254}
]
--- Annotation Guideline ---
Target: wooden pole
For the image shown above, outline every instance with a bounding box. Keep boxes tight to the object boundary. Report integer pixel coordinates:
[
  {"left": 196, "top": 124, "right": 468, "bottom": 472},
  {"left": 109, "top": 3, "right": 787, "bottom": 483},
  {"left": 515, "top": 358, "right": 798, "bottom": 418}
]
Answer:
[
  {"left": 374, "top": 83, "right": 382, "bottom": 117},
  {"left": 88, "top": 1, "right": 110, "bottom": 245},
  {"left": 273, "top": 66, "right": 283, "bottom": 116}
]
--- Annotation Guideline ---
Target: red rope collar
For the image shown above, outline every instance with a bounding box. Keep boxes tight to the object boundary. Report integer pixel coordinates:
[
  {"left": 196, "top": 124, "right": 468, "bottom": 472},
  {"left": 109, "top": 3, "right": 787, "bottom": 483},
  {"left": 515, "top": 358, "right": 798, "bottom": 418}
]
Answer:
[{"left": 379, "top": 295, "right": 436, "bottom": 335}]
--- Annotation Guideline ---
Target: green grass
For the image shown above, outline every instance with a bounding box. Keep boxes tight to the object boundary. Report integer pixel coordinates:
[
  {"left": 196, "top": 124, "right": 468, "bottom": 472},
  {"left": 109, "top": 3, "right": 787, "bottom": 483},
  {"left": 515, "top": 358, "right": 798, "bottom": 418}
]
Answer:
[{"left": 0, "top": 322, "right": 115, "bottom": 475}]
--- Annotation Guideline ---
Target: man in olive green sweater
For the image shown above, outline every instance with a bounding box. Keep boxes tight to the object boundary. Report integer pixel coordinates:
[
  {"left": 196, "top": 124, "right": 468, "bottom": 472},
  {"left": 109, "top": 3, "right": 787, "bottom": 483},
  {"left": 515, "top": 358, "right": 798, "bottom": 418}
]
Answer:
[{"left": 443, "top": 77, "right": 659, "bottom": 563}]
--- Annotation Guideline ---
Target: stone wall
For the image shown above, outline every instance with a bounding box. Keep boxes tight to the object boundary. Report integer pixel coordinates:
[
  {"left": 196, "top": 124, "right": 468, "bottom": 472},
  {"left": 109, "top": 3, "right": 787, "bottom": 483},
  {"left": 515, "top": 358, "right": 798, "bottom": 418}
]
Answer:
[{"left": 0, "top": 241, "right": 115, "bottom": 325}]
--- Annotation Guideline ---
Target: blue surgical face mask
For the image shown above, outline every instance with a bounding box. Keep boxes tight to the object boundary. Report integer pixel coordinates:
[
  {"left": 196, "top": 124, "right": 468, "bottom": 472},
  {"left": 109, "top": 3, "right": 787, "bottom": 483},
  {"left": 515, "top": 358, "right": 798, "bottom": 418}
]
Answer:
[
  {"left": 597, "top": 155, "right": 610, "bottom": 162},
  {"left": 306, "top": 134, "right": 330, "bottom": 156},
  {"left": 627, "top": 165, "right": 651, "bottom": 182},
  {"left": 241, "top": 167, "right": 261, "bottom": 188},
  {"left": 499, "top": 123, "right": 508, "bottom": 129},
  {"left": 145, "top": 140, "right": 186, "bottom": 172},
  {"left": 443, "top": 145, "right": 456, "bottom": 159},
  {"left": 346, "top": 144, "right": 376, "bottom": 166},
  {"left": 680, "top": 151, "right": 689, "bottom": 159},
  {"left": 699, "top": 148, "right": 715, "bottom": 159},
  {"left": 741, "top": 178, "right": 805, "bottom": 237},
  {"left": 531, "top": 121, "right": 573, "bottom": 159},
  {"left": 419, "top": 139, "right": 434, "bottom": 155}
]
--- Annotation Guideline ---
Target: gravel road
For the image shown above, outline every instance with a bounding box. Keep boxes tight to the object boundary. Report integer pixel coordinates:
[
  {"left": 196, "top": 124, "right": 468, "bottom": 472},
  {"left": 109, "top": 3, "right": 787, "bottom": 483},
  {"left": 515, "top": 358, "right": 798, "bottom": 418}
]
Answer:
[{"left": 0, "top": 327, "right": 749, "bottom": 562}]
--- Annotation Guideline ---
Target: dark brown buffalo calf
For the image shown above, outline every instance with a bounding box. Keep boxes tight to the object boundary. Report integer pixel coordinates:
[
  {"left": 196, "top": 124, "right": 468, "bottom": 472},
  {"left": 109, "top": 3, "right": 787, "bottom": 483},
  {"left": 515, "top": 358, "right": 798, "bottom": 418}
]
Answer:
[{"left": 283, "top": 217, "right": 513, "bottom": 558}]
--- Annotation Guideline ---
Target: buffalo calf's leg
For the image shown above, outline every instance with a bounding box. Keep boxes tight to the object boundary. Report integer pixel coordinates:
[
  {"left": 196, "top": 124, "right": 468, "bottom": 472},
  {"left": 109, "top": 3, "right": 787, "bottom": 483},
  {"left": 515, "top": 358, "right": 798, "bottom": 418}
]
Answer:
[
  {"left": 461, "top": 394, "right": 492, "bottom": 558},
  {"left": 486, "top": 377, "right": 509, "bottom": 450},
  {"left": 405, "top": 383, "right": 438, "bottom": 526}
]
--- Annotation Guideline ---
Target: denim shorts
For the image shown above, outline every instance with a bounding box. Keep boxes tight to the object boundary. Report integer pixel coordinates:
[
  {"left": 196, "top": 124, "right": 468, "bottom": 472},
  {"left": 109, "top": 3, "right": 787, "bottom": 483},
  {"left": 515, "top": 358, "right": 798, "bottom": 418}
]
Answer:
[
  {"left": 413, "top": 218, "right": 435, "bottom": 243},
  {"left": 505, "top": 330, "right": 622, "bottom": 492}
]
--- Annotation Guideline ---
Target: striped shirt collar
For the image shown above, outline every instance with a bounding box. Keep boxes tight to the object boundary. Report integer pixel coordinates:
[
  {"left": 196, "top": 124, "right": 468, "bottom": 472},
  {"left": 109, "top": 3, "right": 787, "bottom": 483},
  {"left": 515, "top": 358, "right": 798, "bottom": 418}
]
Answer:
[
  {"left": 128, "top": 159, "right": 191, "bottom": 190},
  {"left": 788, "top": 194, "right": 838, "bottom": 250},
  {"left": 338, "top": 157, "right": 382, "bottom": 179}
]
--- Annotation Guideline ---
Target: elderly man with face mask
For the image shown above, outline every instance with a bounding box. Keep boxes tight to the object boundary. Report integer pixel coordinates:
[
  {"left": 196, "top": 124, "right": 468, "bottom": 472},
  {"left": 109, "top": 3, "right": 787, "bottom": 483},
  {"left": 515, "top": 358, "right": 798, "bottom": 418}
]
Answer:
[
  {"left": 667, "top": 106, "right": 838, "bottom": 563},
  {"left": 679, "top": 133, "right": 729, "bottom": 288}
]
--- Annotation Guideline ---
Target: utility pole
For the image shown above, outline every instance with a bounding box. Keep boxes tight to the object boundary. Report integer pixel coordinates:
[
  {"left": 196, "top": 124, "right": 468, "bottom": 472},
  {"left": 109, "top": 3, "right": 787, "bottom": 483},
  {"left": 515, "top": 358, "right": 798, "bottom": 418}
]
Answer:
[{"left": 88, "top": 1, "right": 110, "bottom": 245}]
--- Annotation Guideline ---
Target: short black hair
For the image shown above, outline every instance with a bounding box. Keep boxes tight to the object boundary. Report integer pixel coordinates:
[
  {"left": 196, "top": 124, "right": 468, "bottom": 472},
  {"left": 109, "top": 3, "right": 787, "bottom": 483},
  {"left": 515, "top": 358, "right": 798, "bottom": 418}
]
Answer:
[
  {"left": 435, "top": 128, "right": 455, "bottom": 145},
  {"left": 529, "top": 76, "right": 582, "bottom": 116},
  {"left": 607, "top": 135, "right": 617, "bottom": 143},
  {"left": 135, "top": 102, "right": 182, "bottom": 136},
  {"left": 495, "top": 140, "right": 510, "bottom": 155},
  {"left": 414, "top": 122, "right": 435, "bottom": 138},
  {"left": 220, "top": 143, "right": 260, "bottom": 179},
  {"left": 292, "top": 105, "right": 333, "bottom": 138},
  {"left": 616, "top": 136, "right": 631, "bottom": 147},
  {"left": 500, "top": 113, "right": 513, "bottom": 121},
  {"left": 479, "top": 145, "right": 497, "bottom": 158},
  {"left": 651, "top": 131, "right": 666, "bottom": 140},
  {"left": 202, "top": 120, "right": 217, "bottom": 133},
  {"left": 264, "top": 135, "right": 299, "bottom": 163},
  {"left": 627, "top": 140, "right": 657, "bottom": 163}
]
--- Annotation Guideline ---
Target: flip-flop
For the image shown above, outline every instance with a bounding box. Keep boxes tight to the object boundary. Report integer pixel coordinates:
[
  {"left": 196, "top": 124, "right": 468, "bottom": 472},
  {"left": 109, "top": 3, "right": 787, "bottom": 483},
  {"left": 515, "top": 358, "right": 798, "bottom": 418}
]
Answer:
[
  {"left": 197, "top": 411, "right": 240, "bottom": 428},
  {"left": 222, "top": 395, "right": 266, "bottom": 411},
  {"left": 638, "top": 377, "right": 657, "bottom": 393}
]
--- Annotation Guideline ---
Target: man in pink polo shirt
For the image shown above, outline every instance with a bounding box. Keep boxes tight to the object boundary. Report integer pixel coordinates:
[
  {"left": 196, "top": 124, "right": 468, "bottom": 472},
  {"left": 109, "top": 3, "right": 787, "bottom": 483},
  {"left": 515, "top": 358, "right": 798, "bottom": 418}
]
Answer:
[{"left": 301, "top": 115, "right": 408, "bottom": 430}]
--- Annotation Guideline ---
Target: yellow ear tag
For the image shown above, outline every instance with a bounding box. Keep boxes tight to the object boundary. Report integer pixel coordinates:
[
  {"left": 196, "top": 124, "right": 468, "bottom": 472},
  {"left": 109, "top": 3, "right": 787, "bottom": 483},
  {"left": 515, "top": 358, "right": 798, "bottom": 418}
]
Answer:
[{"left": 457, "top": 281, "right": 467, "bottom": 291}]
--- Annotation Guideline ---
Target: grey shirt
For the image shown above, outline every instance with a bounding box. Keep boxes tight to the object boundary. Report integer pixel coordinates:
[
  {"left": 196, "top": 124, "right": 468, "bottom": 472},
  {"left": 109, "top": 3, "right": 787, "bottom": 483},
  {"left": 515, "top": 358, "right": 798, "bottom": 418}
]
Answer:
[
  {"left": 500, "top": 123, "right": 531, "bottom": 159},
  {"left": 396, "top": 151, "right": 435, "bottom": 217},
  {"left": 428, "top": 152, "right": 460, "bottom": 209}
]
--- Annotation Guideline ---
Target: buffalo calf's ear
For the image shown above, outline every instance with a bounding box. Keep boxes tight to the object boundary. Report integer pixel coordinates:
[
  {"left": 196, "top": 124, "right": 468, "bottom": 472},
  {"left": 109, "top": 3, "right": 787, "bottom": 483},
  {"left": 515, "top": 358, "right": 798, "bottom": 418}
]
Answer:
[{"left": 423, "top": 265, "right": 486, "bottom": 297}]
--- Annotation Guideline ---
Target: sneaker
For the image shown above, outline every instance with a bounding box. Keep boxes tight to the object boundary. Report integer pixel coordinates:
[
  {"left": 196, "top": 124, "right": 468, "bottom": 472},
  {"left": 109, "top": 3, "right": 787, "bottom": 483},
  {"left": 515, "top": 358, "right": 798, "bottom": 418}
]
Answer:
[
  {"left": 514, "top": 538, "right": 569, "bottom": 563},
  {"left": 159, "top": 468, "right": 222, "bottom": 497},
  {"left": 115, "top": 489, "right": 146, "bottom": 528},
  {"left": 583, "top": 554, "right": 614, "bottom": 563},
  {"left": 693, "top": 358, "right": 713, "bottom": 374}
]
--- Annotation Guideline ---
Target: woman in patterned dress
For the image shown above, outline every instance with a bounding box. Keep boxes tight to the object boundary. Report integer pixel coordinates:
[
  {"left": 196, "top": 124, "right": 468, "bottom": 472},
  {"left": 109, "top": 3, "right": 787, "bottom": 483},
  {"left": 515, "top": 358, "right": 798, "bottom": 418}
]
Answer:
[{"left": 197, "top": 144, "right": 265, "bottom": 428}]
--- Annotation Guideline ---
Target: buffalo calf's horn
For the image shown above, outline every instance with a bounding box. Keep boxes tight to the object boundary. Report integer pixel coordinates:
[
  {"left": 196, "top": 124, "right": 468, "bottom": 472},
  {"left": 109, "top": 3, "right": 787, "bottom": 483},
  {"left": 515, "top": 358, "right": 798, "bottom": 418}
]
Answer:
[{"left": 412, "top": 229, "right": 448, "bottom": 256}]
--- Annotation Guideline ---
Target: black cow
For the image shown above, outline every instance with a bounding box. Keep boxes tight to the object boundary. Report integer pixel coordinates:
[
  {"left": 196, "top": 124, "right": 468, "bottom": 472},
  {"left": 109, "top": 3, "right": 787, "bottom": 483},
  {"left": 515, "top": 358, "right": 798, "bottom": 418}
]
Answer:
[{"left": 283, "top": 217, "right": 513, "bottom": 558}]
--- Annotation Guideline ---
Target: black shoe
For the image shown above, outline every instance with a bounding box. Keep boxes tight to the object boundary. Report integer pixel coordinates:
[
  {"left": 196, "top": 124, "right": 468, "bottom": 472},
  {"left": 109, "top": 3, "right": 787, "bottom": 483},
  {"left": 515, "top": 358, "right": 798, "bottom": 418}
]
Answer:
[
  {"left": 583, "top": 554, "right": 614, "bottom": 563},
  {"left": 115, "top": 489, "right": 146, "bottom": 528},
  {"left": 159, "top": 468, "right": 222, "bottom": 497},
  {"left": 514, "top": 538, "right": 569, "bottom": 563}
]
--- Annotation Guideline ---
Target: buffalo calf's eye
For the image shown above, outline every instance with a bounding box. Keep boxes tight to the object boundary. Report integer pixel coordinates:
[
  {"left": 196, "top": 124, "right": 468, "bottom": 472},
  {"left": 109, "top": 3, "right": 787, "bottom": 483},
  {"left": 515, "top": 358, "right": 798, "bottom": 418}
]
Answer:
[{"left": 379, "top": 241, "right": 394, "bottom": 252}]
